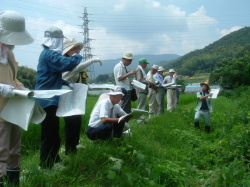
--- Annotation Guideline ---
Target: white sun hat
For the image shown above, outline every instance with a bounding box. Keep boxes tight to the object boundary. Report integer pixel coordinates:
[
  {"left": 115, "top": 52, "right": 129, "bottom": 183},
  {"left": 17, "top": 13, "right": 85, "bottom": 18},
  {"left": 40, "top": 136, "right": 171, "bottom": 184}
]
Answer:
[
  {"left": 169, "top": 69, "right": 175, "bottom": 73},
  {"left": 0, "top": 11, "right": 34, "bottom": 45},
  {"left": 107, "top": 86, "right": 124, "bottom": 96},
  {"left": 63, "top": 38, "right": 84, "bottom": 55},
  {"left": 122, "top": 52, "right": 134, "bottom": 59},
  {"left": 157, "top": 66, "right": 165, "bottom": 71}
]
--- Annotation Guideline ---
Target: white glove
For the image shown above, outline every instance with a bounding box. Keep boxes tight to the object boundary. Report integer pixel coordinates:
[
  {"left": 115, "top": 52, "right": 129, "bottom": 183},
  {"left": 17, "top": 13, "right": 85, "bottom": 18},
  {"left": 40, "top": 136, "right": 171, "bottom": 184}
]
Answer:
[
  {"left": 0, "top": 84, "right": 15, "bottom": 98},
  {"left": 90, "top": 58, "right": 103, "bottom": 66}
]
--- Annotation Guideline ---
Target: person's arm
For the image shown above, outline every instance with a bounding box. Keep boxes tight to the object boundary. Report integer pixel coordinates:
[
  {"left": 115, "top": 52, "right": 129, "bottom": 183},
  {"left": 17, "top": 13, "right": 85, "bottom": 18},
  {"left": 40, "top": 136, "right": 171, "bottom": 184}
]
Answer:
[
  {"left": 48, "top": 51, "right": 82, "bottom": 72},
  {"left": 118, "top": 70, "right": 136, "bottom": 81},
  {"left": 198, "top": 93, "right": 213, "bottom": 100},
  {"left": 62, "top": 58, "right": 102, "bottom": 81},
  {"left": 101, "top": 117, "right": 119, "bottom": 124},
  {"left": 163, "top": 76, "right": 168, "bottom": 83},
  {"left": 75, "top": 58, "right": 102, "bottom": 73}
]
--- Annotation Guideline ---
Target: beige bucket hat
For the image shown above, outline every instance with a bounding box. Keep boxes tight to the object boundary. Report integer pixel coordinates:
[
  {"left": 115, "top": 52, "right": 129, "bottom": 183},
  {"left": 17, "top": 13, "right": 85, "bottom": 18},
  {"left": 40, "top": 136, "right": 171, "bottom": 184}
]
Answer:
[
  {"left": 123, "top": 52, "right": 134, "bottom": 59},
  {"left": 169, "top": 69, "right": 175, "bottom": 73},
  {"left": 63, "top": 38, "right": 84, "bottom": 55},
  {"left": 0, "top": 11, "right": 34, "bottom": 45},
  {"left": 157, "top": 66, "right": 165, "bottom": 71}
]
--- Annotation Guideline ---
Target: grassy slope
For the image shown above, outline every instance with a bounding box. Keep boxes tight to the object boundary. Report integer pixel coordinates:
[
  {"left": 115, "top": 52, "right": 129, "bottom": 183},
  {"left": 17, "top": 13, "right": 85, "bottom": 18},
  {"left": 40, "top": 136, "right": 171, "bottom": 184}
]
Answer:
[{"left": 20, "top": 88, "right": 250, "bottom": 186}]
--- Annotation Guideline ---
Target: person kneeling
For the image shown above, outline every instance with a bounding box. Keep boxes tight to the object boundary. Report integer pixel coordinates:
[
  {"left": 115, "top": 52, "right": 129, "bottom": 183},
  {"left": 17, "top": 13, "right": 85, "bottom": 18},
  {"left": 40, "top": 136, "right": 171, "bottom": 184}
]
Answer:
[{"left": 86, "top": 86, "right": 132, "bottom": 141}]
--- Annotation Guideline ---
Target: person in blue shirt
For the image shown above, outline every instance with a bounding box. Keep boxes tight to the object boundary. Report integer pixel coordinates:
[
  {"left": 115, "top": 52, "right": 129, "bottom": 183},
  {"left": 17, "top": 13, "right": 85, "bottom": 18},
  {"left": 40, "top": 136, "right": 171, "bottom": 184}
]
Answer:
[
  {"left": 35, "top": 26, "right": 82, "bottom": 169},
  {"left": 153, "top": 66, "right": 165, "bottom": 115}
]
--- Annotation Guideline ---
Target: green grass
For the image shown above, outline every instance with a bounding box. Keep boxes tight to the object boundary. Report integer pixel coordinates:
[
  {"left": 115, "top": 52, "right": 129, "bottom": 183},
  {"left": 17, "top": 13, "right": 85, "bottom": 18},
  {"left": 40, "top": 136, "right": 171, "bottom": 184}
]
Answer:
[{"left": 20, "top": 88, "right": 250, "bottom": 186}]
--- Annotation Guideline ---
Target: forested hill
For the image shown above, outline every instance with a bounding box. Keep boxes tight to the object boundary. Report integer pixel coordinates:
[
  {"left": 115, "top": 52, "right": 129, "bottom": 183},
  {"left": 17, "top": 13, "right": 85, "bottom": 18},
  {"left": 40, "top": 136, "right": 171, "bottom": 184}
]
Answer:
[{"left": 165, "top": 27, "right": 250, "bottom": 76}]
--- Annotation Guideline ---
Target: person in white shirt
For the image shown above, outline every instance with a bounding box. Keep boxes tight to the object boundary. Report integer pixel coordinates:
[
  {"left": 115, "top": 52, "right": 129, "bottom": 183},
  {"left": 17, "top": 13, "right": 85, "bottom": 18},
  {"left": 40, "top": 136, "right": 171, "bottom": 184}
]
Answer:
[
  {"left": 114, "top": 52, "right": 136, "bottom": 114},
  {"left": 164, "top": 69, "right": 178, "bottom": 112},
  {"left": 86, "top": 86, "right": 132, "bottom": 140}
]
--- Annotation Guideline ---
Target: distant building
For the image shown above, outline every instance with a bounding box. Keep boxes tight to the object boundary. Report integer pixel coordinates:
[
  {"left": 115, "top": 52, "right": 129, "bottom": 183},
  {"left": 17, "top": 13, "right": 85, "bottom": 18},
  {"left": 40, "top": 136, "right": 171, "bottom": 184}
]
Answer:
[{"left": 185, "top": 84, "right": 220, "bottom": 94}]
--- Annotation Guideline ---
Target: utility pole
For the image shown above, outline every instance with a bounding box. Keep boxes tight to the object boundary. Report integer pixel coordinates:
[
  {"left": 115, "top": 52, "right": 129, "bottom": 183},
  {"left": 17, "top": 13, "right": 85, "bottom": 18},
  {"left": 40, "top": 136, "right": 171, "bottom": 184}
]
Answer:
[{"left": 80, "top": 7, "right": 95, "bottom": 80}]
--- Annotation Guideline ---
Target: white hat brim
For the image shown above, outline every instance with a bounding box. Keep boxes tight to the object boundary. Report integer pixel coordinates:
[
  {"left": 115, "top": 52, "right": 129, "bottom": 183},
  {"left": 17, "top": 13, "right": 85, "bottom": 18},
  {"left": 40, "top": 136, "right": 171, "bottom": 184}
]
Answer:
[
  {"left": 0, "top": 30, "right": 34, "bottom": 45},
  {"left": 107, "top": 92, "right": 124, "bottom": 96}
]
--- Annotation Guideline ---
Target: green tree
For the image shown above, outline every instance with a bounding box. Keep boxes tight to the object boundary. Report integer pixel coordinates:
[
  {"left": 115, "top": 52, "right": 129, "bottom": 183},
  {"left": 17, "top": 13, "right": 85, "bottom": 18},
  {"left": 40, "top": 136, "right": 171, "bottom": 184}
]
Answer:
[
  {"left": 210, "top": 56, "right": 250, "bottom": 89},
  {"left": 17, "top": 66, "right": 36, "bottom": 89},
  {"left": 95, "top": 74, "right": 110, "bottom": 83}
]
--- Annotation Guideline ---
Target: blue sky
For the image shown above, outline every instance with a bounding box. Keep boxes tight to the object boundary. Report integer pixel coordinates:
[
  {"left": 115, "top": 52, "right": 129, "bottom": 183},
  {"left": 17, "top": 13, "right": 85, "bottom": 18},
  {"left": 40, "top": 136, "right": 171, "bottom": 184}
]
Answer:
[{"left": 1, "top": 0, "right": 250, "bottom": 70}]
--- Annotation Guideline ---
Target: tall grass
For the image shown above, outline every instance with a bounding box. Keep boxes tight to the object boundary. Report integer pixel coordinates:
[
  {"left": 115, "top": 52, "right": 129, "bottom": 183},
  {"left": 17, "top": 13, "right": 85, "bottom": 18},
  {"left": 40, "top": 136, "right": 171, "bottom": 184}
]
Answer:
[{"left": 20, "top": 88, "right": 250, "bottom": 186}]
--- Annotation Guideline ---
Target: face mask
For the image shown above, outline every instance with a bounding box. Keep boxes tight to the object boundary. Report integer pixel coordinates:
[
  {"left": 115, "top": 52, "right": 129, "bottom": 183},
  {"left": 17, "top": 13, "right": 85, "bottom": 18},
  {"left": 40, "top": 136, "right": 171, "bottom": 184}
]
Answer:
[{"left": 0, "top": 43, "right": 15, "bottom": 64}]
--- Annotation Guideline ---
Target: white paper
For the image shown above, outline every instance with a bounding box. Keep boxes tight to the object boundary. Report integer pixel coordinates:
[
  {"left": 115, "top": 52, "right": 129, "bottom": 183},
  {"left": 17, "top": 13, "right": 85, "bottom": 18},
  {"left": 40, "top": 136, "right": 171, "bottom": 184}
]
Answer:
[
  {"left": 0, "top": 96, "right": 46, "bottom": 131},
  {"left": 131, "top": 80, "right": 146, "bottom": 90},
  {"left": 88, "top": 84, "right": 115, "bottom": 89},
  {"left": 210, "top": 88, "right": 220, "bottom": 99},
  {"left": 118, "top": 108, "right": 148, "bottom": 123},
  {"left": 56, "top": 83, "right": 88, "bottom": 117},
  {"left": 33, "top": 90, "right": 72, "bottom": 99}
]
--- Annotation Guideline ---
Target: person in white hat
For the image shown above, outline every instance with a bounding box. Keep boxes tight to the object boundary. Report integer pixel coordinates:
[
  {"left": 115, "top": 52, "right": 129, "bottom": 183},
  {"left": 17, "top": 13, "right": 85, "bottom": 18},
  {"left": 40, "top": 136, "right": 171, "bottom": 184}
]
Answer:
[
  {"left": 86, "top": 86, "right": 132, "bottom": 141},
  {"left": 146, "top": 64, "right": 159, "bottom": 119},
  {"left": 0, "top": 10, "right": 34, "bottom": 186},
  {"left": 113, "top": 52, "right": 136, "bottom": 114},
  {"left": 35, "top": 27, "right": 83, "bottom": 169},
  {"left": 61, "top": 38, "right": 102, "bottom": 155},
  {"left": 153, "top": 66, "right": 165, "bottom": 114},
  {"left": 164, "top": 69, "right": 178, "bottom": 112}
]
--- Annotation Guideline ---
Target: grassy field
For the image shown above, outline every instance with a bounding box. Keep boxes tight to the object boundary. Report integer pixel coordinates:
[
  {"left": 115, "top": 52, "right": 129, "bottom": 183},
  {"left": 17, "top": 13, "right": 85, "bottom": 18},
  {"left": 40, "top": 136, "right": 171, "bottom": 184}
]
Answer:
[
  {"left": 184, "top": 73, "right": 210, "bottom": 84},
  {"left": 20, "top": 87, "right": 250, "bottom": 186}
]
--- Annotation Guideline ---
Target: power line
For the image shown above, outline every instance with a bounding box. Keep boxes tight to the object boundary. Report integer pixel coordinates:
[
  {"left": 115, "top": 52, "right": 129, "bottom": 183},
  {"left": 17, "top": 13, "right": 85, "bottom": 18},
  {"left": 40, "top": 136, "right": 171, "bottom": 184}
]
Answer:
[{"left": 80, "top": 7, "right": 95, "bottom": 79}]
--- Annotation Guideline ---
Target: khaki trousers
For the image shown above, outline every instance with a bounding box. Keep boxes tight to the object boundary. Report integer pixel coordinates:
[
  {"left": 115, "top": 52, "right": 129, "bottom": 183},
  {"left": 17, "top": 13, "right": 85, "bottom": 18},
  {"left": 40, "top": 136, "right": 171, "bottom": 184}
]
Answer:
[
  {"left": 0, "top": 121, "right": 21, "bottom": 177},
  {"left": 167, "top": 89, "right": 177, "bottom": 111},
  {"left": 137, "top": 92, "right": 147, "bottom": 123},
  {"left": 148, "top": 88, "right": 158, "bottom": 114}
]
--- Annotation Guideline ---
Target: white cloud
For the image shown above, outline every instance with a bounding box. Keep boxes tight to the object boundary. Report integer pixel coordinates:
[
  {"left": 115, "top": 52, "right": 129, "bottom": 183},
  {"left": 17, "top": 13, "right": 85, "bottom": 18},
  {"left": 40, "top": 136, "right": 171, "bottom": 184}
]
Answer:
[
  {"left": 152, "top": 1, "right": 161, "bottom": 7},
  {"left": 165, "top": 4, "right": 186, "bottom": 17},
  {"left": 220, "top": 26, "right": 243, "bottom": 37},
  {"left": 187, "top": 6, "right": 217, "bottom": 30},
  {"left": 114, "top": 0, "right": 126, "bottom": 11}
]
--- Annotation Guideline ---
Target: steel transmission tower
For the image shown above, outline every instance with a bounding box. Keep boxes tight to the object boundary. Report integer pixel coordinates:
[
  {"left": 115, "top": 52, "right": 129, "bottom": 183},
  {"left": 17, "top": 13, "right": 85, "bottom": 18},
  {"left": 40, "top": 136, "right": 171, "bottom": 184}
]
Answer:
[{"left": 80, "top": 7, "right": 95, "bottom": 80}]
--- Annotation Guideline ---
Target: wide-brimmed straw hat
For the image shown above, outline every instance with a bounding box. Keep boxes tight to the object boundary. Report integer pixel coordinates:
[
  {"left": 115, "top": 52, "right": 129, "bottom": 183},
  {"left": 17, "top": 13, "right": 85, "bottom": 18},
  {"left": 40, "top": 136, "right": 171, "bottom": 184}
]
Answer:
[
  {"left": 0, "top": 11, "right": 34, "bottom": 45},
  {"left": 200, "top": 82, "right": 210, "bottom": 90},
  {"left": 123, "top": 52, "right": 134, "bottom": 59},
  {"left": 108, "top": 86, "right": 124, "bottom": 96},
  {"left": 63, "top": 38, "right": 84, "bottom": 55}
]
